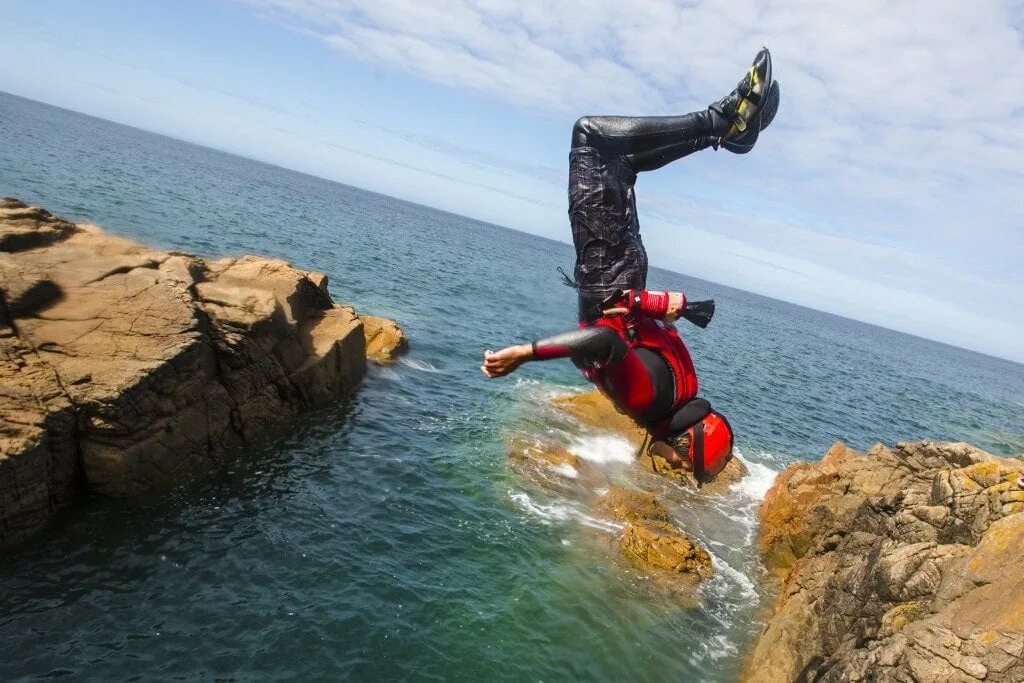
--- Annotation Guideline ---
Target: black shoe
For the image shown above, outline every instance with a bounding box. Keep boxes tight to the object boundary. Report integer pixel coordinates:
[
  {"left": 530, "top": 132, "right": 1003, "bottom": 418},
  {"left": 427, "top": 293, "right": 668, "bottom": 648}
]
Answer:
[
  {"left": 721, "top": 80, "right": 780, "bottom": 154},
  {"left": 709, "top": 47, "right": 776, "bottom": 152}
]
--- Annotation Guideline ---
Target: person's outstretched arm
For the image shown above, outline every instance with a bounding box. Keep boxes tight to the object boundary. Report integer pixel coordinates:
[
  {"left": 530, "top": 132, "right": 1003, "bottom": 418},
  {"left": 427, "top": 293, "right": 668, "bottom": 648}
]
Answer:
[{"left": 481, "top": 326, "right": 627, "bottom": 378}]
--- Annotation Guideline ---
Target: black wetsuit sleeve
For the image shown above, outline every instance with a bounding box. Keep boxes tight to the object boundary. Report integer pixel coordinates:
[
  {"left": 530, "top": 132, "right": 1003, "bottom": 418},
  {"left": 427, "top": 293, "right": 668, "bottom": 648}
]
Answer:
[{"left": 532, "top": 327, "right": 627, "bottom": 365}]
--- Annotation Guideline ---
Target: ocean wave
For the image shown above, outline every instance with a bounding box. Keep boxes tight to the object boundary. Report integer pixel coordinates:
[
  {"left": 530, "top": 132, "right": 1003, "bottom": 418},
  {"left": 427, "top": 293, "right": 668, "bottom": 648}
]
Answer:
[
  {"left": 508, "top": 490, "right": 621, "bottom": 532},
  {"left": 371, "top": 366, "right": 403, "bottom": 381},
  {"left": 704, "top": 547, "right": 759, "bottom": 604},
  {"left": 730, "top": 451, "right": 780, "bottom": 500}
]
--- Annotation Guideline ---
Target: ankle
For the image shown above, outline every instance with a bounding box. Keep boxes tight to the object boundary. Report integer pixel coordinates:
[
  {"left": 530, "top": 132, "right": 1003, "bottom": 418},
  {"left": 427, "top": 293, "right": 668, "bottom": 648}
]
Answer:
[{"left": 707, "top": 103, "right": 733, "bottom": 137}]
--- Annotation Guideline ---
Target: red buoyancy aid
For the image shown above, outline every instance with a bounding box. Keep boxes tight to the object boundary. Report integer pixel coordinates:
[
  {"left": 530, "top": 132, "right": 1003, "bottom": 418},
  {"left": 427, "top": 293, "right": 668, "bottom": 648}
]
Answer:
[{"left": 580, "top": 315, "right": 699, "bottom": 431}]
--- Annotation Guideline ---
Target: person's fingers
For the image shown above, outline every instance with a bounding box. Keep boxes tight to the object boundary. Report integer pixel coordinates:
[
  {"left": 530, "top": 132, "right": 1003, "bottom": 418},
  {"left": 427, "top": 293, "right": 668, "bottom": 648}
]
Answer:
[{"left": 603, "top": 307, "right": 628, "bottom": 316}]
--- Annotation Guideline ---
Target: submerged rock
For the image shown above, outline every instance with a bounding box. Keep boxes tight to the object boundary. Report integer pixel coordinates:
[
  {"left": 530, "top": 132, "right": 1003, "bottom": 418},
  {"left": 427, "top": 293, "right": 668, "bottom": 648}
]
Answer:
[
  {"left": 0, "top": 198, "right": 404, "bottom": 548},
  {"left": 553, "top": 390, "right": 646, "bottom": 444},
  {"left": 747, "top": 441, "right": 1024, "bottom": 682},
  {"left": 594, "top": 486, "right": 671, "bottom": 525},
  {"left": 591, "top": 486, "right": 712, "bottom": 609},
  {"left": 595, "top": 486, "right": 712, "bottom": 578}
]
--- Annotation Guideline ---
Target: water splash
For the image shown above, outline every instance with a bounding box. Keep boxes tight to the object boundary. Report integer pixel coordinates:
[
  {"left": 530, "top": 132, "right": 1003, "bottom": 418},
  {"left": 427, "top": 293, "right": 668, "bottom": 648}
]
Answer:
[
  {"left": 508, "top": 490, "right": 621, "bottom": 532},
  {"left": 399, "top": 357, "right": 443, "bottom": 373},
  {"left": 567, "top": 435, "right": 634, "bottom": 464},
  {"left": 550, "top": 463, "right": 579, "bottom": 479}
]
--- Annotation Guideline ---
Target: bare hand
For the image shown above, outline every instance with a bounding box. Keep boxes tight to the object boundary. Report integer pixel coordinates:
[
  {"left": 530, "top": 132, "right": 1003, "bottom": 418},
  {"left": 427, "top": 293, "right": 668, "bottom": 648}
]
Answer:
[
  {"left": 481, "top": 344, "right": 531, "bottom": 378},
  {"left": 663, "top": 292, "right": 686, "bottom": 323}
]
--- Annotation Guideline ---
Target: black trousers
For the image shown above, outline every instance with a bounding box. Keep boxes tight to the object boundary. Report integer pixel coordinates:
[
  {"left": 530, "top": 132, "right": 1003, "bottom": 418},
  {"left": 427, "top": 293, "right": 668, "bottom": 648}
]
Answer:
[{"left": 568, "top": 112, "right": 720, "bottom": 321}]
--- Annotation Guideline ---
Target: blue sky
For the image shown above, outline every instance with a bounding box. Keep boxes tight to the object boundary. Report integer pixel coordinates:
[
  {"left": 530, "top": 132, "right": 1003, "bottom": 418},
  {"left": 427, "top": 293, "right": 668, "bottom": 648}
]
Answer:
[{"left": 1, "top": 0, "right": 1023, "bottom": 361}]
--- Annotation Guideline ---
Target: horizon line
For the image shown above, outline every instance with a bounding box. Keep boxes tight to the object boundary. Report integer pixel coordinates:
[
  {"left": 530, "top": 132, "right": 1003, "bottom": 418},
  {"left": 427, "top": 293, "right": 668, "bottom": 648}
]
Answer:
[{"left": 2, "top": 88, "right": 1021, "bottom": 367}]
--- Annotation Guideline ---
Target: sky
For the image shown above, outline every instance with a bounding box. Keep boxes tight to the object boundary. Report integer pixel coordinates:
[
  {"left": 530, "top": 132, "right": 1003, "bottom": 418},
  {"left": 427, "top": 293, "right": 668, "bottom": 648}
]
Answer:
[{"left": 1, "top": 0, "right": 1022, "bottom": 361}]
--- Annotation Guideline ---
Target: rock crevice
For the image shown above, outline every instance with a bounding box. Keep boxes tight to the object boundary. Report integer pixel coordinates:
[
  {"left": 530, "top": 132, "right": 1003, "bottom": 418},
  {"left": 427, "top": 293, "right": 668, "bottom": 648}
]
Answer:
[
  {"left": 0, "top": 198, "right": 406, "bottom": 548},
  {"left": 748, "top": 440, "right": 1024, "bottom": 682}
]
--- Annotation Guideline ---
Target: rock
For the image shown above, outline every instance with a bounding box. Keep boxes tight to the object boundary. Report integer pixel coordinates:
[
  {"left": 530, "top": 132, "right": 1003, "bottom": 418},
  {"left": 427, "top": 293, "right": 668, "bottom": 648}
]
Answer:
[
  {"left": 746, "top": 440, "right": 1024, "bottom": 682},
  {"left": 620, "top": 521, "right": 713, "bottom": 576},
  {"left": 553, "top": 390, "right": 646, "bottom": 445},
  {"left": 360, "top": 315, "right": 408, "bottom": 364},
  {"left": 594, "top": 486, "right": 670, "bottom": 524},
  {"left": 505, "top": 434, "right": 592, "bottom": 493},
  {"left": 0, "top": 198, "right": 404, "bottom": 548},
  {"left": 595, "top": 486, "right": 713, "bottom": 579}
]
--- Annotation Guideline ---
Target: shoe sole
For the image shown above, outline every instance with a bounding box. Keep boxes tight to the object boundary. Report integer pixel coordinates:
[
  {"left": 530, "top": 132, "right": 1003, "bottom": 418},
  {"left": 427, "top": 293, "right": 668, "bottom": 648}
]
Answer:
[{"left": 724, "top": 48, "right": 776, "bottom": 154}]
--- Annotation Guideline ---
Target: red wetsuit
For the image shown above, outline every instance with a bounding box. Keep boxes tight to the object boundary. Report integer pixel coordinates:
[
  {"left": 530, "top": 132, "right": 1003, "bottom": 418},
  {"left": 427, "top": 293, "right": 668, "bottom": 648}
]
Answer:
[{"left": 532, "top": 289, "right": 698, "bottom": 436}]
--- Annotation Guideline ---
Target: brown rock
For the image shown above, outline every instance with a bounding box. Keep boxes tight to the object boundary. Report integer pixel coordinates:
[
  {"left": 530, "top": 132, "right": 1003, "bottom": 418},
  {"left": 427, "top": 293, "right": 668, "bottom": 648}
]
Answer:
[
  {"left": 595, "top": 486, "right": 713, "bottom": 580},
  {"left": 746, "top": 440, "right": 1024, "bottom": 682},
  {"left": 594, "top": 485, "right": 670, "bottom": 525},
  {"left": 552, "top": 390, "right": 647, "bottom": 445},
  {"left": 620, "top": 521, "right": 713, "bottom": 577},
  {"left": 360, "top": 314, "right": 408, "bottom": 364},
  {"left": 504, "top": 433, "right": 592, "bottom": 493},
  {"left": 0, "top": 198, "right": 401, "bottom": 547}
]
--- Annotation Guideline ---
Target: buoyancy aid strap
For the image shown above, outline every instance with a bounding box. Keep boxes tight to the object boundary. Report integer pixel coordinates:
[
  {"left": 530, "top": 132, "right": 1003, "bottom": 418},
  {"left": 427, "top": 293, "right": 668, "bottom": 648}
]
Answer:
[
  {"left": 665, "top": 398, "right": 711, "bottom": 434},
  {"left": 692, "top": 419, "right": 706, "bottom": 486}
]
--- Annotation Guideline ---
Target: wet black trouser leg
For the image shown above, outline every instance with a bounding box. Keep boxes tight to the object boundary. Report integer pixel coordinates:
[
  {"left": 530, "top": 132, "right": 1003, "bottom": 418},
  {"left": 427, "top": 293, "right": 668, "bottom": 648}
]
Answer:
[
  {"left": 570, "top": 112, "right": 722, "bottom": 170},
  {"left": 568, "top": 111, "right": 721, "bottom": 318}
]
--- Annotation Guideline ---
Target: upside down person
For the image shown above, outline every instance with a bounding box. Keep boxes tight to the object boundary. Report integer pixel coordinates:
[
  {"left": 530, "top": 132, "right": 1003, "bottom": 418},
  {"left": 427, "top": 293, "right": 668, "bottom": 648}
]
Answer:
[{"left": 481, "top": 49, "right": 780, "bottom": 484}]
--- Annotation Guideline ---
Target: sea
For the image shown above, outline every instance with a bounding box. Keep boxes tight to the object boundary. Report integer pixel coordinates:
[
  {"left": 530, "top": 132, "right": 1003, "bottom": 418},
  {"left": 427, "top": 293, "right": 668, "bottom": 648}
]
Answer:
[{"left": 1, "top": 91, "right": 1022, "bottom": 681}]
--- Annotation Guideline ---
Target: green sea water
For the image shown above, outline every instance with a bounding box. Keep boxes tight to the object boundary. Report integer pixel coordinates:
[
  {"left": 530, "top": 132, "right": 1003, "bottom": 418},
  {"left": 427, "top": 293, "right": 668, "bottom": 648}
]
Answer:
[{"left": 2, "top": 91, "right": 1022, "bottom": 681}]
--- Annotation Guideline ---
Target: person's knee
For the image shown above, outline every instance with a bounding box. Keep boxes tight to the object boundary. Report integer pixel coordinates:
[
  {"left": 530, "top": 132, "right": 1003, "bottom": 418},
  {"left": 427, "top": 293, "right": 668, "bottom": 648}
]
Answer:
[{"left": 572, "top": 116, "right": 595, "bottom": 147}]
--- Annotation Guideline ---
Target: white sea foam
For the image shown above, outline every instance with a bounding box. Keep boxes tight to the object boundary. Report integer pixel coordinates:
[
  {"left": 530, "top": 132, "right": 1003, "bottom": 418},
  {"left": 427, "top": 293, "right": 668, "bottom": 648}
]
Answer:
[
  {"left": 375, "top": 366, "right": 402, "bottom": 381},
  {"left": 509, "top": 490, "right": 620, "bottom": 532},
  {"left": 550, "top": 463, "right": 579, "bottom": 479},
  {"left": 399, "top": 357, "right": 442, "bottom": 373},
  {"left": 731, "top": 452, "right": 780, "bottom": 501},
  {"left": 714, "top": 450, "right": 784, "bottom": 546},
  {"left": 509, "top": 490, "right": 574, "bottom": 524},
  {"left": 568, "top": 434, "right": 634, "bottom": 464},
  {"left": 706, "top": 548, "right": 759, "bottom": 604}
]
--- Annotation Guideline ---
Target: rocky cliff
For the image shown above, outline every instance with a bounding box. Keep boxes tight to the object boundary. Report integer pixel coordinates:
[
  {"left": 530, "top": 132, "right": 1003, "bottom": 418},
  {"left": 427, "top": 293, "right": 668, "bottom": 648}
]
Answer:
[
  {"left": 0, "top": 198, "right": 405, "bottom": 548},
  {"left": 748, "top": 441, "right": 1024, "bottom": 682}
]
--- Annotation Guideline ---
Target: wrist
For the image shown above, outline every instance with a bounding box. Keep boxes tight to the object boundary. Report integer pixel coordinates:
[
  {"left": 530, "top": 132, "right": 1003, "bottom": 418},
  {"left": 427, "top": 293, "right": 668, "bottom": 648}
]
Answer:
[
  {"left": 665, "top": 292, "right": 686, "bottom": 322},
  {"left": 521, "top": 343, "right": 535, "bottom": 360}
]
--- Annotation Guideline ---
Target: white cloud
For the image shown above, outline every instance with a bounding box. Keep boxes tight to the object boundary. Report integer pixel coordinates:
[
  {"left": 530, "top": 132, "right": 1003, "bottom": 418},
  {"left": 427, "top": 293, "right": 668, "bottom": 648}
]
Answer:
[
  {"left": 245, "top": 1, "right": 1024, "bottom": 261},
  {"left": 236, "top": 0, "right": 1024, "bottom": 358}
]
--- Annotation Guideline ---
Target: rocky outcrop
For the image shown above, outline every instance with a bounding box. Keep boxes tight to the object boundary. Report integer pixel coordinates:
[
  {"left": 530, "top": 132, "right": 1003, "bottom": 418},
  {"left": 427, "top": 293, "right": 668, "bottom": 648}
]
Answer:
[
  {"left": 747, "top": 441, "right": 1024, "bottom": 682},
  {"left": 0, "top": 198, "right": 405, "bottom": 548},
  {"left": 361, "top": 315, "right": 408, "bottom": 364},
  {"left": 595, "top": 486, "right": 713, "bottom": 578}
]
